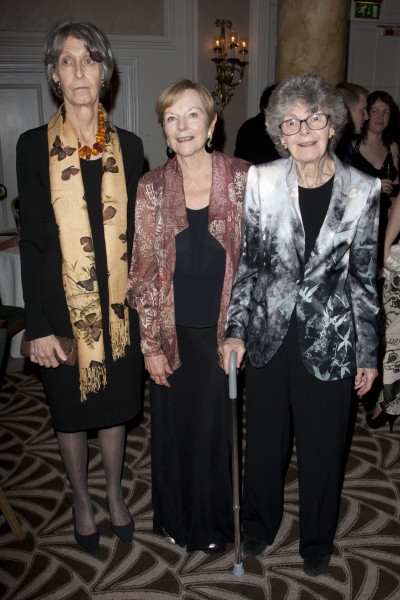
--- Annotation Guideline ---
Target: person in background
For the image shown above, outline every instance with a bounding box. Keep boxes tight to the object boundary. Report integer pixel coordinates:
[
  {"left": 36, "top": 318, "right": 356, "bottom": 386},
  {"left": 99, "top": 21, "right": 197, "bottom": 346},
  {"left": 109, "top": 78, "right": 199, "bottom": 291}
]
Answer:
[
  {"left": 353, "top": 91, "right": 400, "bottom": 266},
  {"left": 127, "top": 80, "right": 250, "bottom": 553},
  {"left": 366, "top": 191, "right": 400, "bottom": 432},
  {"left": 335, "top": 82, "right": 369, "bottom": 166},
  {"left": 0, "top": 235, "right": 19, "bottom": 251},
  {"left": 234, "top": 85, "right": 280, "bottom": 165},
  {"left": 222, "top": 74, "right": 380, "bottom": 577},
  {"left": 17, "top": 21, "right": 144, "bottom": 554}
]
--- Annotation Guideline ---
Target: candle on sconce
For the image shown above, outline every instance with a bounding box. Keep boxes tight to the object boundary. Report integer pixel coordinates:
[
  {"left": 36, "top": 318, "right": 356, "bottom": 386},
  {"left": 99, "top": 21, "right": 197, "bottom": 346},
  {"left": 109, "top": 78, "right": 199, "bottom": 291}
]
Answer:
[
  {"left": 240, "top": 37, "right": 249, "bottom": 60},
  {"left": 230, "top": 31, "right": 238, "bottom": 45},
  {"left": 230, "top": 31, "right": 238, "bottom": 59},
  {"left": 213, "top": 35, "right": 221, "bottom": 51}
]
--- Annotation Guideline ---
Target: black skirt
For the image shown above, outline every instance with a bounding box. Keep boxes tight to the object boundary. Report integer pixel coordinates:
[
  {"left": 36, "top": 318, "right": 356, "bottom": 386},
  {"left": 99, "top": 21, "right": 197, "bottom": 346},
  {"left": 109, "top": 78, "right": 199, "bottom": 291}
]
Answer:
[{"left": 150, "top": 325, "right": 234, "bottom": 551}]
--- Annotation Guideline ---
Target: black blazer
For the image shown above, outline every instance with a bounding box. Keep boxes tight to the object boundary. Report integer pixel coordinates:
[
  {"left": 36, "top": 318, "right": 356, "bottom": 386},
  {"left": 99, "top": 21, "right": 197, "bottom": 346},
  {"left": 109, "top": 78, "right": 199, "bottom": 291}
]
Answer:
[{"left": 17, "top": 125, "right": 144, "bottom": 341}]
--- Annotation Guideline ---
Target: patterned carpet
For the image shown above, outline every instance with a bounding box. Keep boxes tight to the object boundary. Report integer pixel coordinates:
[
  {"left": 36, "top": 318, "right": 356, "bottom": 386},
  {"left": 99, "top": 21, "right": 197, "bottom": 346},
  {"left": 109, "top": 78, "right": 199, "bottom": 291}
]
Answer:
[{"left": 1, "top": 372, "right": 400, "bottom": 600}]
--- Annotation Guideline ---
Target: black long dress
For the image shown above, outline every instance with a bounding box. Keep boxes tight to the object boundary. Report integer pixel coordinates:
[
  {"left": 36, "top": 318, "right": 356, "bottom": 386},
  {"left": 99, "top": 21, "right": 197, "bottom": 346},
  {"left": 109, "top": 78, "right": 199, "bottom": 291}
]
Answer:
[
  {"left": 353, "top": 142, "right": 398, "bottom": 246},
  {"left": 150, "top": 206, "right": 234, "bottom": 552},
  {"left": 17, "top": 126, "right": 144, "bottom": 432}
]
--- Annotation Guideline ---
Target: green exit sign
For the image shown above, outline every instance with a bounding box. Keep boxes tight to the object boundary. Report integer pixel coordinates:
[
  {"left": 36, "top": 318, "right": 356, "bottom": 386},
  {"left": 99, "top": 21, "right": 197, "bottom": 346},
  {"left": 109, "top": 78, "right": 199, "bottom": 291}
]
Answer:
[{"left": 355, "top": 3, "right": 381, "bottom": 19}]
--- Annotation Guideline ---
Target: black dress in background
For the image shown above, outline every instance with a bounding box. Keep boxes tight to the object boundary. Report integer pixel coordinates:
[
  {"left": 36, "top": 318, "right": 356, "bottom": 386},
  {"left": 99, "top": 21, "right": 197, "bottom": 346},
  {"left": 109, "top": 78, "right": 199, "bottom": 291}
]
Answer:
[
  {"left": 17, "top": 126, "right": 144, "bottom": 432},
  {"left": 150, "top": 206, "right": 234, "bottom": 552},
  {"left": 353, "top": 142, "right": 398, "bottom": 246}
]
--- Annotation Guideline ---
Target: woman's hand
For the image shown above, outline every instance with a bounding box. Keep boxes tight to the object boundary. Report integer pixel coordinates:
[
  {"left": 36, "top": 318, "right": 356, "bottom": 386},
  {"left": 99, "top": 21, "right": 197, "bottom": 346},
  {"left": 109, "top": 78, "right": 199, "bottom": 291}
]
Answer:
[
  {"left": 145, "top": 353, "right": 173, "bottom": 387},
  {"left": 30, "top": 335, "right": 67, "bottom": 368},
  {"left": 380, "top": 178, "right": 393, "bottom": 195},
  {"left": 0, "top": 234, "right": 20, "bottom": 251},
  {"left": 219, "top": 337, "right": 246, "bottom": 374},
  {"left": 383, "top": 244, "right": 391, "bottom": 269},
  {"left": 354, "top": 367, "right": 378, "bottom": 397}
]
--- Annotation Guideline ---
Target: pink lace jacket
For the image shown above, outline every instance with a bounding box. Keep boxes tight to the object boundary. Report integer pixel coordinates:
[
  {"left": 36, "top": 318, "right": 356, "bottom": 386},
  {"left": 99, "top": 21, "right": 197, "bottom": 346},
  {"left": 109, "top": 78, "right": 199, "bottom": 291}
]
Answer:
[{"left": 126, "top": 151, "right": 250, "bottom": 371}]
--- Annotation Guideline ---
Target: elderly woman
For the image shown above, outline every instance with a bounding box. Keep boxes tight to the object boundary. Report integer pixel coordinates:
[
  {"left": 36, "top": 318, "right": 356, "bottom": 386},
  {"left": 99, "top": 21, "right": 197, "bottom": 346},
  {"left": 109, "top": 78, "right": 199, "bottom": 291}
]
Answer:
[
  {"left": 221, "top": 74, "right": 380, "bottom": 576},
  {"left": 127, "top": 80, "right": 250, "bottom": 553},
  {"left": 16, "top": 21, "right": 144, "bottom": 554}
]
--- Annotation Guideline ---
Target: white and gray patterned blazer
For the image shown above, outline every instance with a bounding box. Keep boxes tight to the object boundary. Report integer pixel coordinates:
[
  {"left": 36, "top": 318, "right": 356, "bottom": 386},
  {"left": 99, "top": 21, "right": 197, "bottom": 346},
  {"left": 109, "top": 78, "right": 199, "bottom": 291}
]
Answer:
[{"left": 225, "top": 156, "right": 381, "bottom": 381}]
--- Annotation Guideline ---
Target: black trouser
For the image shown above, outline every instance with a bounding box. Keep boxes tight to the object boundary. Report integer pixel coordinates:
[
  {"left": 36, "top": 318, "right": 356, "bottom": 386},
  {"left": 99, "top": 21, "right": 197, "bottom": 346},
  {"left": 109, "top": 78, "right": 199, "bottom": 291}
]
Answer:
[{"left": 242, "top": 316, "right": 353, "bottom": 559}]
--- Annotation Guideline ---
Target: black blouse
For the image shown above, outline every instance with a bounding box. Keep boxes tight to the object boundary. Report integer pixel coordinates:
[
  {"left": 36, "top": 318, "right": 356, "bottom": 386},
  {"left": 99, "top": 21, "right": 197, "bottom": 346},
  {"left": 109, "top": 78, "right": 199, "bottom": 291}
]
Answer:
[
  {"left": 173, "top": 206, "right": 226, "bottom": 327},
  {"left": 299, "top": 177, "right": 334, "bottom": 263}
]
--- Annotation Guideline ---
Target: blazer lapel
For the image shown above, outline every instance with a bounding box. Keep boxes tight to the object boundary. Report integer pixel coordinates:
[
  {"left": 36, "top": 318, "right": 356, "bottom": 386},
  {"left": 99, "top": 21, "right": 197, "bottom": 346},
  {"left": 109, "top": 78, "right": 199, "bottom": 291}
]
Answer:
[
  {"left": 286, "top": 158, "right": 305, "bottom": 263},
  {"left": 304, "top": 157, "right": 351, "bottom": 276},
  {"left": 208, "top": 152, "right": 231, "bottom": 222},
  {"left": 162, "top": 157, "right": 188, "bottom": 235}
]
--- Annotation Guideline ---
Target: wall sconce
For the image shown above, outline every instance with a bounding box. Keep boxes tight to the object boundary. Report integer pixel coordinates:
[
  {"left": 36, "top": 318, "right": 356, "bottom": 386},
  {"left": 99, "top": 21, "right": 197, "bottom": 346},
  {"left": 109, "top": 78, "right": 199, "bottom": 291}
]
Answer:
[{"left": 211, "top": 19, "right": 249, "bottom": 121}]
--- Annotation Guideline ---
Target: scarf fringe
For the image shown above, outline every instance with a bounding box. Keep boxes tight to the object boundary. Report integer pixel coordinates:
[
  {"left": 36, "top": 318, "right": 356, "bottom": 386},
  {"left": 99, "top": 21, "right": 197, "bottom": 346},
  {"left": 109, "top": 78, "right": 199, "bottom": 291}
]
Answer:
[
  {"left": 111, "top": 319, "right": 130, "bottom": 361},
  {"left": 79, "top": 364, "right": 107, "bottom": 402}
]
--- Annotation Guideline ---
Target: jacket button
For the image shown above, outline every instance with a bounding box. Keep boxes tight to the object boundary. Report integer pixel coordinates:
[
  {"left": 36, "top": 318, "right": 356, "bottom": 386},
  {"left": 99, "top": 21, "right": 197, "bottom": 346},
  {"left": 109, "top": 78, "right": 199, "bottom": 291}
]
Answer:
[{"left": 294, "top": 278, "right": 301, "bottom": 285}]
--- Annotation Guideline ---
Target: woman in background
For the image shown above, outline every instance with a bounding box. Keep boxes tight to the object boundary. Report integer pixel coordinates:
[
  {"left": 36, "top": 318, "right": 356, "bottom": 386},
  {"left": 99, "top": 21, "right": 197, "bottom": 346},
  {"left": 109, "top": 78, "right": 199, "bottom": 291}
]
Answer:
[{"left": 353, "top": 91, "right": 399, "bottom": 260}]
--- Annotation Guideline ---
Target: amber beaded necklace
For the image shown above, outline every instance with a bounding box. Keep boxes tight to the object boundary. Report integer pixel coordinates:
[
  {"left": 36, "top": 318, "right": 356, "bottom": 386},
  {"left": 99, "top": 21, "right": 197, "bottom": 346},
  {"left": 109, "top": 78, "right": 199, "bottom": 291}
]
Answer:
[{"left": 78, "top": 107, "right": 106, "bottom": 160}]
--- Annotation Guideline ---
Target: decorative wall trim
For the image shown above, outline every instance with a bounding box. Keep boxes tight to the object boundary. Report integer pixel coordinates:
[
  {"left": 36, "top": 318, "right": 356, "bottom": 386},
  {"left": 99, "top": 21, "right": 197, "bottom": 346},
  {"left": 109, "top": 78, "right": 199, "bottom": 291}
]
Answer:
[
  {"left": 0, "top": 0, "right": 177, "bottom": 51},
  {"left": 247, "top": 0, "right": 272, "bottom": 118},
  {"left": 185, "top": 0, "right": 198, "bottom": 81},
  {"left": 113, "top": 59, "right": 140, "bottom": 134}
]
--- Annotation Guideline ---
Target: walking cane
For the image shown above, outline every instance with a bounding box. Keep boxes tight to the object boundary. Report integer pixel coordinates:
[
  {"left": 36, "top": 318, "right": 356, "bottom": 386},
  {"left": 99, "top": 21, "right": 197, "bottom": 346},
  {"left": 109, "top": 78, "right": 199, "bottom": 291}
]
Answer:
[{"left": 229, "top": 351, "right": 244, "bottom": 576}]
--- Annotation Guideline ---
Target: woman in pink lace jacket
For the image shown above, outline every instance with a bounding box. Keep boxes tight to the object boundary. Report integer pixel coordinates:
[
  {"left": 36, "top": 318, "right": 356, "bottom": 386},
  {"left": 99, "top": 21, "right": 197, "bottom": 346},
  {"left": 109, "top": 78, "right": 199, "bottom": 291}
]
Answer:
[{"left": 127, "top": 80, "right": 250, "bottom": 553}]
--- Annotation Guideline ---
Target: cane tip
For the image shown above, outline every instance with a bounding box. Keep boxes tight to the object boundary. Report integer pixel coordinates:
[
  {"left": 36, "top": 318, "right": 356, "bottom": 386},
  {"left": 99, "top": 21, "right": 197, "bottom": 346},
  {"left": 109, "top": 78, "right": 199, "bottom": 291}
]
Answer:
[{"left": 233, "top": 562, "right": 244, "bottom": 576}]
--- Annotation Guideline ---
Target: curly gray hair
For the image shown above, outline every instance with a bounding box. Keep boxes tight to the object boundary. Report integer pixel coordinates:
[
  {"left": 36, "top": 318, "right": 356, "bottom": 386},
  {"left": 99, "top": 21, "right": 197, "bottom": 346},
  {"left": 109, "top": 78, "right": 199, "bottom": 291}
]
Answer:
[
  {"left": 265, "top": 74, "right": 348, "bottom": 158},
  {"left": 44, "top": 21, "right": 114, "bottom": 99}
]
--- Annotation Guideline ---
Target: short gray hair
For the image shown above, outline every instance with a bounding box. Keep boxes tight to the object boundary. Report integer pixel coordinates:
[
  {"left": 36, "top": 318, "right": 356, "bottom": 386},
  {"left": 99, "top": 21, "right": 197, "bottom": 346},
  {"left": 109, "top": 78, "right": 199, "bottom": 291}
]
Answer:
[
  {"left": 265, "top": 74, "right": 348, "bottom": 158},
  {"left": 44, "top": 21, "right": 114, "bottom": 98}
]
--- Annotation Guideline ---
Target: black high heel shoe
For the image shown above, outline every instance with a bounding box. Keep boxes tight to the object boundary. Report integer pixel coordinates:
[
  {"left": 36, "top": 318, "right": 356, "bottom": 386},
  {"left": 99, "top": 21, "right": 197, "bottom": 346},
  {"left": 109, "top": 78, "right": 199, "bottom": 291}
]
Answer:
[
  {"left": 72, "top": 507, "right": 99, "bottom": 554},
  {"left": 106, "top": 497, "right": 134, "bottom": 544},
  {"left": 366, "top": 411, "right": 398, "bottom": 433}
]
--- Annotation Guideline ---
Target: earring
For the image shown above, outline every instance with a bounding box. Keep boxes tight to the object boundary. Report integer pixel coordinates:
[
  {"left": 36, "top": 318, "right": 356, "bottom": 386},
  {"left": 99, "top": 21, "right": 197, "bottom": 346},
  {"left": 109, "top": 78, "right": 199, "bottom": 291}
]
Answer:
[
  {"left": 101, "top": 78, "right": 106, "bottom": 89},
  {"left": 205, "top": 132, "right": 214, "bottom": 154},
  {"left": 166, "top": 140, "right": 176, "bottom": 159},
  {"left": 282, "top": 141, "right": 288, "bottom": 150},
  {"left": 328, "top": 131, "right": 334, "bottom": 139},
  {"left": 54, "top": 80, "right": 61, "bottom": 91}
]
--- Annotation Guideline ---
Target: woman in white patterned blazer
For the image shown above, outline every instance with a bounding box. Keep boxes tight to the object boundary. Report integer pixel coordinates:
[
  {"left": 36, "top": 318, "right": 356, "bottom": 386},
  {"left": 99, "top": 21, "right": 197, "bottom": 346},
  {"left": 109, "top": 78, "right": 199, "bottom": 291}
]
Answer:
[{"left": 221, "top": 74, "right": 381, "bottom": 577}]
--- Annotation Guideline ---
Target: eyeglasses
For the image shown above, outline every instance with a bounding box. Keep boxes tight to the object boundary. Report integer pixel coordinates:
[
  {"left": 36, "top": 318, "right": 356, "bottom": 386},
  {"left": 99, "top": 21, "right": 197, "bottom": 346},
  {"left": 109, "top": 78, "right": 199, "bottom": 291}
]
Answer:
[{"left": 278, "top": 113, "right": 330, "bottom": 136}]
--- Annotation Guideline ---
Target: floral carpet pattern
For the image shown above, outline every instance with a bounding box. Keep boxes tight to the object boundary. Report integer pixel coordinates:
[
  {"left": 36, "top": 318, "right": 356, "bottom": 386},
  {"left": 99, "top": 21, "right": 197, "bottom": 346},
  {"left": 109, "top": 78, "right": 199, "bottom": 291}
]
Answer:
[{"left": 1, "top": 372, "right": 400, "bottom": 600}]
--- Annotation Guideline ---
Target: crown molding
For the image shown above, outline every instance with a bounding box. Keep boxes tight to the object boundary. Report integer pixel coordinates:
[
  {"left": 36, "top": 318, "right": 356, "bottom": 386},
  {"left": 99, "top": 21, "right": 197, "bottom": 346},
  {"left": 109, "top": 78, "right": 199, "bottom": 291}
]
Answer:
[{"left": 0, "top": 0, "right": 177, "bottom": 51}]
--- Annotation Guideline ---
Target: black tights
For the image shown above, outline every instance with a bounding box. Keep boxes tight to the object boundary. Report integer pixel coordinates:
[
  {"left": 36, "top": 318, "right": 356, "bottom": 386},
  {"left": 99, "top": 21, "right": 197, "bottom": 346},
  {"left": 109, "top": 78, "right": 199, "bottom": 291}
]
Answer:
[{"left": 57, "top": 425, "right": 131, "bottom": 535}]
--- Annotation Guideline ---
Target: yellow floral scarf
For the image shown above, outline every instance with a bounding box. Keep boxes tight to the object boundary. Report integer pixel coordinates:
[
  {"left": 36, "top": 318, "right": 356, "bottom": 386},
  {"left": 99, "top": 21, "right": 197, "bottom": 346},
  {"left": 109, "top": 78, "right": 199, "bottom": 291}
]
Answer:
[{"left": 47, "top": 104, "right": 129, "bottom": 401}]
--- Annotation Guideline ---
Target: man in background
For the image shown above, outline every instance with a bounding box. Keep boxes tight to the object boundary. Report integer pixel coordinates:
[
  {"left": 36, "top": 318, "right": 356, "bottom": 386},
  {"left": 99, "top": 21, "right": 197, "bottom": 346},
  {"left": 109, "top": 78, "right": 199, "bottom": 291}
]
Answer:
[
  {"left": 335, "top": 82, "right": 369, "bottom": 166},
  {"left": 234, "top": 85, "right": 280, "bottom": 165}
]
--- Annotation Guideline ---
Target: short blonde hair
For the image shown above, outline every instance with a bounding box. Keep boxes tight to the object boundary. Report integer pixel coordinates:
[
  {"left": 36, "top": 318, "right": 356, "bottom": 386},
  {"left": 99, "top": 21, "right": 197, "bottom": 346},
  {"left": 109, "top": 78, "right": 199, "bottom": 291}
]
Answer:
[{"left": 156, "top": 79, "right": 216, "bottom": 127}]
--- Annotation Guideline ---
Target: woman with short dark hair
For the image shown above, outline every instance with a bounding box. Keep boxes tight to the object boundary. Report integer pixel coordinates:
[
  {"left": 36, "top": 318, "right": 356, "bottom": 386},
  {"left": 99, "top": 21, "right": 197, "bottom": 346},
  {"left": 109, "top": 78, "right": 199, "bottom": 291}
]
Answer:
[
  {"left": 17, "top": 21, "right": 144, "bottom": 554},
  {"left": 222, "top": 73, "right": 381, "bottom": 577}
]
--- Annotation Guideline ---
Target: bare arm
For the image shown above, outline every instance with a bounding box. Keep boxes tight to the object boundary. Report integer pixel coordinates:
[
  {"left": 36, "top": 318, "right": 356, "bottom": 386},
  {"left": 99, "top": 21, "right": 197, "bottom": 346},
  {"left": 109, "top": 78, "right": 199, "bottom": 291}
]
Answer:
[
  {"left": 384, "top": 191, "right": 400, "bottom": 267},
  {"left": 0, "top": 234, "right": 19, "bottom": 251}
]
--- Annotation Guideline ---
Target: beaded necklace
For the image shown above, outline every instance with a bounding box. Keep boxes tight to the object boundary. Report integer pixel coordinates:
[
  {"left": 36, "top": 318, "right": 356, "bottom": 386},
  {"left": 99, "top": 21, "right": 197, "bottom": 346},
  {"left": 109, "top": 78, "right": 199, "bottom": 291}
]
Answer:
[{"left": 78, "top": 107, "right": 106, "bottom": 160}]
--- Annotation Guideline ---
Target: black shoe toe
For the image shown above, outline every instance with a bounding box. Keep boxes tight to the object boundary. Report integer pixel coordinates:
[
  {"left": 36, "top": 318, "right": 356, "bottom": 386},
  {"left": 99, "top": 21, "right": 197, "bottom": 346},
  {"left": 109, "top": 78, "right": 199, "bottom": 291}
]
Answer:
[
  {"left": 303, "top": 554, "right": 331, "bottom": 577},
  {"left": 243, "top": 533, "right": 268, "bottom": 556}
]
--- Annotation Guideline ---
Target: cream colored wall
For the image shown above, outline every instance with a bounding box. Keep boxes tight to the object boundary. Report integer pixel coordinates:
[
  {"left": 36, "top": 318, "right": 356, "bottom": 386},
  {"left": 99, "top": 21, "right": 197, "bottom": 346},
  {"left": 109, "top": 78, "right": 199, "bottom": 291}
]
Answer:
[
  {"left": 197, "top": 0, "right": 250, "bottom": 156},
  {"left": 0, "top": 0, "right": 255, "bottom": 158},
  {"left": 0, "top": 0, "right": 164, "bottom": 35}
]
